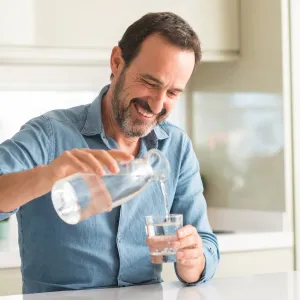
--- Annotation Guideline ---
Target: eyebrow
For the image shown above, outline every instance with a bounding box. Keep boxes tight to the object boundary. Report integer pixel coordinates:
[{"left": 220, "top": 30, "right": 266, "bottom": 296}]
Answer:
[{"left": 141, "top": 74, "right": 184, "bottom": 93}]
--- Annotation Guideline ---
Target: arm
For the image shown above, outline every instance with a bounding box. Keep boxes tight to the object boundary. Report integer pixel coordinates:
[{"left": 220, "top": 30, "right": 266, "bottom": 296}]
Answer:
[
  {"left": 0, "top": 116, "right": 52, "bottom": 215},
  {"left": 0, "top": 116, "right": 133, "bottom": 216},
  {"left": 0, "top": 166, "right": 55, "bottom": 213},
  {"left": 171, "top": 137, "right": 220, "bottom": 284}
]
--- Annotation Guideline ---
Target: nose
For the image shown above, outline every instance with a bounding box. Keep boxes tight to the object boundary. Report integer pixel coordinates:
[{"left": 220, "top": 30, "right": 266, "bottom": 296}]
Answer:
[{"left": 149, "top": 90, "right": 166, "bottom": 115}]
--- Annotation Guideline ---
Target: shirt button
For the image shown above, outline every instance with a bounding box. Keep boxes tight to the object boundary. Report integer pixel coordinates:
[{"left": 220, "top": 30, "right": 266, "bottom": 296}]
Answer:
[{"left": 118, "top": 236, "right": 121, "bottom": 243}]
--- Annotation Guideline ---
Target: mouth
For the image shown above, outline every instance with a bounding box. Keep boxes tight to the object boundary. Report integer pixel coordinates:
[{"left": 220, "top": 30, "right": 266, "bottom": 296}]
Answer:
[{"left": 134, "top": 103, "right": 154, "bottom": 119}]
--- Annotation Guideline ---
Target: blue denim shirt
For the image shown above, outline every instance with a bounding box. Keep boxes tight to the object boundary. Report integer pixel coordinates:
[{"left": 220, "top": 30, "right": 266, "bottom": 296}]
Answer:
[{"left": 0, "top": 85, "right": 219, "bottom": 294}]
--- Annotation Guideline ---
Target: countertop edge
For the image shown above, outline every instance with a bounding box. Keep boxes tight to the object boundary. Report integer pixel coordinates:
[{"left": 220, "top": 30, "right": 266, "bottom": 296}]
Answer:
[{"left": 0, "top": 231, "right": 294, "bottom": 269}]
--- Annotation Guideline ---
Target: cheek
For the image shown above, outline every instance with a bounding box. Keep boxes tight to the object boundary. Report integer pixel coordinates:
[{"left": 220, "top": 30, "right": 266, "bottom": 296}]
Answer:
[
  {"left": 129, "top": 84, "right": 155, "bottom": 99},
  {"left": 164, "top": 100, "right": 176, "bottom": 114}
]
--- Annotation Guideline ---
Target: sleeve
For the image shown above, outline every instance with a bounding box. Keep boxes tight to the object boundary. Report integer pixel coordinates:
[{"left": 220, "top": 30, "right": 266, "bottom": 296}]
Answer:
[
  {"left": 171, "top": 136, "right": 220, "bottom": 284},
  {"left": 0, "top": 115, "right": 53, "bottom": 220}
]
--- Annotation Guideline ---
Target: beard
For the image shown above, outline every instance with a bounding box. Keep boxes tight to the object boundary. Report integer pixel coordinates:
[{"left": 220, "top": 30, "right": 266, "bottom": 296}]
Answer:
[{"left": 111, "top": 70, "right": 167, "bottom": 138}]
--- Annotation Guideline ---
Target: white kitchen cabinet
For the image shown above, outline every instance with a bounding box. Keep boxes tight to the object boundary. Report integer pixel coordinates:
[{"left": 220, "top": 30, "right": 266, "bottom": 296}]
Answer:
[
  {"left": 162, "top": 248, "right": 294, "bottom": 282},
  {"left": 0, "top": 0, "right": 240, "bottom": 63},
  {"left": 0, "top": 268, "right": 21, "bottom": 296},
  {"left": 162, "top": 232, "right": 294, "bottom": 282}
]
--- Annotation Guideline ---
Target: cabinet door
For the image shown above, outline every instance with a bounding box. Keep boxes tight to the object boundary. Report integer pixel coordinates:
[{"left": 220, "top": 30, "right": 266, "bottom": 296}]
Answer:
[
  {"left": 161, "top": 248, "right": 294, "bottom": 282},
  {"left": 0, "top": 268, "right": 22, "bottom": 296},
  {"left": 0, "top": 0, "right": 240, "bottom": 61}
]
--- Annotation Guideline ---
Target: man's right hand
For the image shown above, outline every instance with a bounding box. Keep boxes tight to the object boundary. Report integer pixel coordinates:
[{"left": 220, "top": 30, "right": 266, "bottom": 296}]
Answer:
[
  {"left": 46, "top": 148, "right": 134, "bottom": 183},
  {"left": 0, "top": 148, "right": 133, "bottom": 213}
]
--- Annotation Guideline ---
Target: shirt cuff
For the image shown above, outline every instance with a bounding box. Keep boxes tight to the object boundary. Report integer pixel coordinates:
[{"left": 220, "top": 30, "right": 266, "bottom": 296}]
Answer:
[
  {"left": 0, "top": 168, "right": 19, "bottom": 220},
  {"left": 0, "top": 211, "right": 17, "bottom": 221}
]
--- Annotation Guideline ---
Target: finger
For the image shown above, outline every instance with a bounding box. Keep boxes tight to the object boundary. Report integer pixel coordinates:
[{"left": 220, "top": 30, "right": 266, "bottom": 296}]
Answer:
[
  {"left": 72, "top": 149, "right": 105, "bottom": 175},
  {"left": 173, "top": 234, "right": 200, "bottom": 250},
  {"left": 87, "top": 149, "right": 134, "bottom": 164},
  {"left": 147, "top": 235, "right": 178, "bottom": 249},
  {"left": 150, "top": 254, "right": 163, "bottom": 264},
  {"left": 96, "top": 177, "right": 113, "bottom": 212},
  {"left": 81, "top": 176, "right": 112, "bottom": 219},
  {"left": 177, "top": 225, "right": 198, "bottom": 239},
  {"left": 176, "top": 247, "right": 203, "bottom": 260},
  {"left": 177, "top": 257, "right": 203, "bottom": 267},
  {"left": 64, "top": 150, "right": 89, "bottom": 173},
  {"left": 85, "top": 149, "right": 120, "bottom": 173},
  {"left": 108, "top": 149, "right": 134, "bottom": 161},
  {"left": 89, "top": 176, "right": 112, "bottom": 210}
]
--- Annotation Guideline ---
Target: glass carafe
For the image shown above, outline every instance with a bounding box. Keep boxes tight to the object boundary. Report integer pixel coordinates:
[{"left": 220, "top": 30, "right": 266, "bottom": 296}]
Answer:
[{"left": 51, "top": 149, "right": 170, "bottom": 224}]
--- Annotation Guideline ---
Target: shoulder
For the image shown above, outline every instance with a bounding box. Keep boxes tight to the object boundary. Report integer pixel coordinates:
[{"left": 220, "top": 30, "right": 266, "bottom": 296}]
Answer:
[
  {"left": 43, "top": 104, "right": 88, "bottom": 123},
  {"left": 38, "top": 104, "right": 89, "bottom": 132},
  {"left": 158, "top": 120, "right": 192, "bottom": 147}
]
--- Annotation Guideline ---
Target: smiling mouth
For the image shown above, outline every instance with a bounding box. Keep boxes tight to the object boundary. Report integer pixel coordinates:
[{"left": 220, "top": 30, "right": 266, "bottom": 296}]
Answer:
[{"left": 134, "top": 103, "right": 154, "bottom": 119}]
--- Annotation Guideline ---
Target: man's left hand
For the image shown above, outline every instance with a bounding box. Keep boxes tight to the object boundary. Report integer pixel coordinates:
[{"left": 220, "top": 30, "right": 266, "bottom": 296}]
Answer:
[
  {"left": 146, "top": 224, "right": 206, "bottom": 282},
  {"left": 173, "top": 225, "right": 205, "bottom": 280}
]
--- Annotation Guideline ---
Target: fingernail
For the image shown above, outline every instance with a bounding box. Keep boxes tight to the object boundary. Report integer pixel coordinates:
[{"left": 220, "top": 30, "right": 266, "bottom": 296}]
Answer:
[
  {"left": 177, "top": 252, "right": 184, "bottom": 259},
  {"left": 179, "top": 231, "right": 184, "bottom": 238}
]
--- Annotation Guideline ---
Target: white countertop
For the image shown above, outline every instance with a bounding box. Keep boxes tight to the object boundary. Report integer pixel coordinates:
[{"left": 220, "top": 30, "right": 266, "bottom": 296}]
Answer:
[
  {"left": 0, "top": 231, "right": 293, "bottom": 269},
  {"left": 1, "top": 271, "right": 300, "bottom": 300}
]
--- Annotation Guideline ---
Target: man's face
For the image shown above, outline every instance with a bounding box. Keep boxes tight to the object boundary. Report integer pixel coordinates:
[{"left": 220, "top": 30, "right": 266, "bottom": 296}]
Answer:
[{"left": 111, "top": 34, "right": 195, "bottom": 138}]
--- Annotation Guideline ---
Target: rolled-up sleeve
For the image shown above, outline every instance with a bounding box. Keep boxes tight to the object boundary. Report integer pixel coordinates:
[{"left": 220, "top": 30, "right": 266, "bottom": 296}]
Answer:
[
  {"left": 0, "top": 115, "right": 52, "bottom": 220},
  {"left": 171, "top": 136, "right": 220, "bottom": 284}
]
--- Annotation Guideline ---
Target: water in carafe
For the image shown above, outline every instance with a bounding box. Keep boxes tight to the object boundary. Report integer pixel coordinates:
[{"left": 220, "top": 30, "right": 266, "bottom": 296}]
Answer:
[{"left": 51, "top": 149, "right": 170, "bottom": 224}]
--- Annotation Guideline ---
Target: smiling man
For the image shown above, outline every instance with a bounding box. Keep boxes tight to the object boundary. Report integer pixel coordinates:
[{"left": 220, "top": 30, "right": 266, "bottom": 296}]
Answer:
[{"left": 0, "top": 12, "right": 219, "bottom": 294}]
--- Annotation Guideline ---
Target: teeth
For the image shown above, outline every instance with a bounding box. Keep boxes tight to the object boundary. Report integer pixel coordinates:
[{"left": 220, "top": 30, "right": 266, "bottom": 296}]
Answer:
[{"left": 135, "top": 104, "right": 154, "bottom": 118}]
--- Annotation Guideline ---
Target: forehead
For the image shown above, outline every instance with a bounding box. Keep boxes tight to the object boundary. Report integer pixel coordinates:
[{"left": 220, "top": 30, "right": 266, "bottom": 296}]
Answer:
[{"left": 128, "top": 34, "right": 195, "bottom": 85}]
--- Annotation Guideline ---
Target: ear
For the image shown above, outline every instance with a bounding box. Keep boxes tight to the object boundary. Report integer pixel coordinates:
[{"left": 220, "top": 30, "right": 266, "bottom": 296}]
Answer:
[{"left": 110, "top": 46, "right": 125, "bottom": 78}]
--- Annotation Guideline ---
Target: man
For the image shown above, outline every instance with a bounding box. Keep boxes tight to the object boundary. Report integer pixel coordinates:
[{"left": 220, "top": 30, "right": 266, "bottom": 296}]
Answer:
[{"left": 0, "top": 12, "right": 219, "bottom": 294}]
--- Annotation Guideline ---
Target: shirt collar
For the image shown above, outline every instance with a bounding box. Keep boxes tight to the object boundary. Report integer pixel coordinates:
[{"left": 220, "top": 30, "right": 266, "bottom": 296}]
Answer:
[
  {"left": 81, "top": 84, "right": 169, "bottom": 141},
  {"left": 81, "top": 85, "right": 109, "bottom": 136},
  {"left": 153, "top": 123, "right": 169, "bottom": 140}
]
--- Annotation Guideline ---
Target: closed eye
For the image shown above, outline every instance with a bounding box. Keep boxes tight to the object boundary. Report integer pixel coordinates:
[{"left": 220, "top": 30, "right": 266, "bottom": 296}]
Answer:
[
  {"left": 142, "top": 79, "right": 157, "bottom": 88},
  {"left": 168, "top": 90, "right": 179, "bottom": 98}
]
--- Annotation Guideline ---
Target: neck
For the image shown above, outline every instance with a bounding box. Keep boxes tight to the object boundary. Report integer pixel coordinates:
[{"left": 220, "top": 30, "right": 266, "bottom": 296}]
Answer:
[{"left": 101, "top": 87, "right": 141, "bottom": 157}]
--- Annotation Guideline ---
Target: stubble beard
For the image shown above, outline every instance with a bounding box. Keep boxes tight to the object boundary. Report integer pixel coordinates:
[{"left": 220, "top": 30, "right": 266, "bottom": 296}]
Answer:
[{"left": 111, "top": 71, "right": 166, "bottom": 138}]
